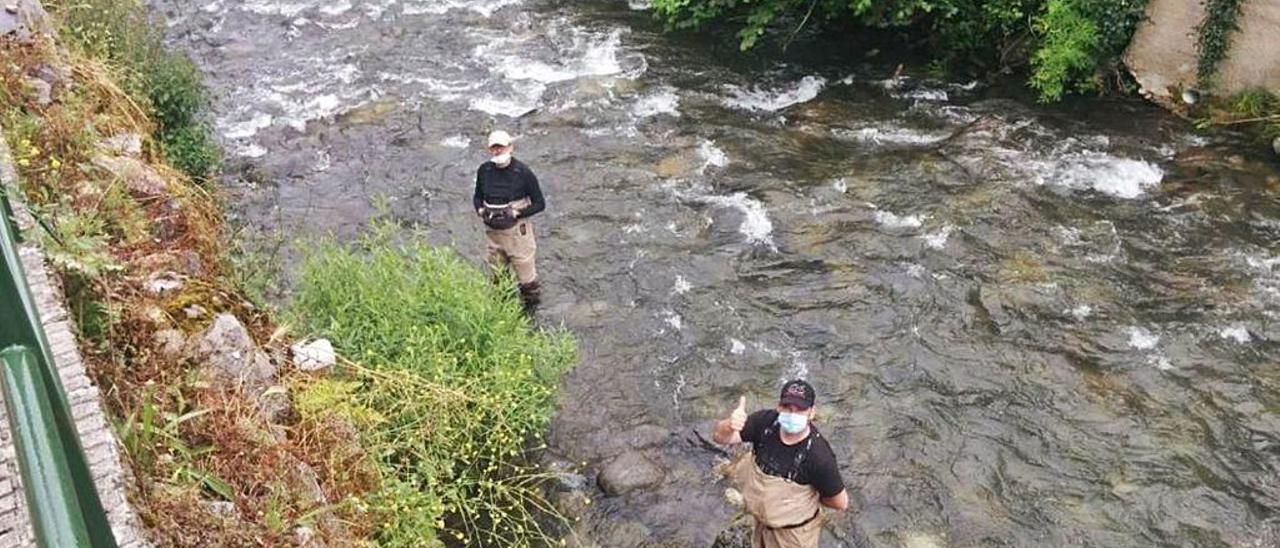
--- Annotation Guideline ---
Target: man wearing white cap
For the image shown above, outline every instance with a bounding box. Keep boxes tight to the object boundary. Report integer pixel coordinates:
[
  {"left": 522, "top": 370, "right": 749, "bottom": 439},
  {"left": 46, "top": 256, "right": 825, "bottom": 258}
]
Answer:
[{"left": 473, "top": 130, "right": 546, "bottom": 306}]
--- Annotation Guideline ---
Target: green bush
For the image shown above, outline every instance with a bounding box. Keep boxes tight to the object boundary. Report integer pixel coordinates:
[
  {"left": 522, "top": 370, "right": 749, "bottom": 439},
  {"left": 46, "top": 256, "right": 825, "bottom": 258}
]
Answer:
[
  {"left": 290, "top": 223, "right": 577, "bottom": 547},
  {"left": 48, "top": 0, "right": 221, "bottom": 182},
  {"left": 650, "top": 0, "right": 1150, "bottom": 102}
]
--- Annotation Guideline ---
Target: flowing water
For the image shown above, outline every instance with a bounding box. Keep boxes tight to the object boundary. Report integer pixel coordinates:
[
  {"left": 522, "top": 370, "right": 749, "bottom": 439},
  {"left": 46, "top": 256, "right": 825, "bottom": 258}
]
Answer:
[{"left": 153, "top": 0, "right": 1280, "bottom": 546}]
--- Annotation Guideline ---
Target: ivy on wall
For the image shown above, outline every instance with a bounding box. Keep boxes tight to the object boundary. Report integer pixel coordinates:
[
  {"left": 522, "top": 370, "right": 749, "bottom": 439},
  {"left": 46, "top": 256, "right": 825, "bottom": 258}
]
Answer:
[{"left": 1195, "top": 0, "right": 1246, "bottom": 89}]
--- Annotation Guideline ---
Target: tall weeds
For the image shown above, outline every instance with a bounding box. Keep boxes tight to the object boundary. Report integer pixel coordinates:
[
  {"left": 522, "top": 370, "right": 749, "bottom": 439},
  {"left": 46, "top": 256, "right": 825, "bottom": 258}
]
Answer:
[{"left": 291, "top": 222, "right": 577, "bottom": 547}]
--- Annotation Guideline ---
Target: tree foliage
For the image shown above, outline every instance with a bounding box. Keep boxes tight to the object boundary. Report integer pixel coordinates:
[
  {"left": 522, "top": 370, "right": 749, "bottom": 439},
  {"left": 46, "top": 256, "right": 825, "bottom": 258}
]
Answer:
[{"left": 650, "top": 0, "right": 1150, "bottom": 102}]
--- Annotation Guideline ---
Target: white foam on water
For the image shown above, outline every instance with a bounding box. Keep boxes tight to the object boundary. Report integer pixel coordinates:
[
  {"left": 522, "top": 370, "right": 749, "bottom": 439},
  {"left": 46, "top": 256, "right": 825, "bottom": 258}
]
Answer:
[
  {"left": 633, "top": 87, "right": 680, "bottom": 118},
  {"left": 873, "top": 209, "right": 925, "bottom": 229},
  {"left": 403, "top": 0, "right": 523, "bottom": 16},
  {"left": 1219, "top": 325, "right": 1251, "bottom": 344},
  {"left": 894, "top": 88, "right": 949, "bottom": 102},
  {"left": 1068, "top": 305, "right": 1093, "bottom": 321},
  {"left": 701, "top": 192, "right": 776, "bottom": 248},
  {"left": 698, "top": 140, "right": 729, "bottom": 173},
  {"left": 672, "top": 275, "right": 692, "bottom": 295},
  {"left": 663, "top": 310, "right": 684, "bottom": 331},
  {"left": 240, "top": 0, "right": 317, "bottom": 17},
  {"left": 921, "top": 225, "right": 953, "bottom": 249},
  {"left": 724, "top": 76, "right": 826, "bottom": 112},
  {"left": 1149, "top": 355, "right": 1174, "bottom": 371},
  {"left": 1037, "top": 153, "right": 1164, "bottom": 199},
  {"left": 470, "top": 91, "right": 541, "bottom": 118},
  {"left": 837, "top": 125, "right": 948, "bottom": 146},
  {"left": 483, "top": 28, "right": 630, "bottom": 83},
  {"left": 905, "top": 263, "right": 927, "bottom": 278},
  {"left": 832, "top": 178, "right": 848, "bottom": 193},
  {"left": 383, "top": 73, "right": 482, "bottom": 103},
  {"left": 785, "top": 352, "right": 810, "bottom": 381},
  {"left": 729, "top": 338, "right": 746, "bottom": 355},
  {"left": 440, "top": 135, "right": 471, "bottom": 148},
  {"left": 1127, "top": 326, "right": 1159, "bottom": 350},
  {"left": 223, "top": 112, "right": 274, "bottom": 140},
  {"left": 318, "top": 0, "right": 352, "bottom": 16},
  {"left": 628, "top": 0, "right": 652, "bottom": 9},
  {"left": 314, "top": 150, "right": 331, "bottom": 172},
  {"left": 238, "top": 143, "right": 268, "bottom": 158}
]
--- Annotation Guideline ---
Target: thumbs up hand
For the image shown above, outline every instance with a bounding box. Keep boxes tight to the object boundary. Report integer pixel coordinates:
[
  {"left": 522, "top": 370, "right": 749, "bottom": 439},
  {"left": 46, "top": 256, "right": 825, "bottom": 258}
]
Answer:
[{"left": 729, "top": 396, "right": 747, "bottom": 432}]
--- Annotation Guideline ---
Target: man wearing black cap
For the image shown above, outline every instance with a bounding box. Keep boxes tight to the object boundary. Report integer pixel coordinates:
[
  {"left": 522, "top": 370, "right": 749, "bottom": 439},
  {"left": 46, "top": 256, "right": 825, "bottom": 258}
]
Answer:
[{"left": 713, "top": 379, "right": 847, "bottom": 548}]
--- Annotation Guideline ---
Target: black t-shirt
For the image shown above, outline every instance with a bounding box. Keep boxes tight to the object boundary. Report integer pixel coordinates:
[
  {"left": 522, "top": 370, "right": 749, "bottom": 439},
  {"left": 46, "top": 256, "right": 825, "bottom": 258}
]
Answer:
[
  {"left": 740, "top": 409, "right": 845, "bottom": 498},
  {"left": 473, "top": 158, "right": 545, "bottom": 219}
]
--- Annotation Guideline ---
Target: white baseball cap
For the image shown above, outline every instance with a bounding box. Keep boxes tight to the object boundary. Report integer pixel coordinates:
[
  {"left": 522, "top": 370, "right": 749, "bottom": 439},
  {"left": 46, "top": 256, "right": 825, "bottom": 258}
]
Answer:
[{"left": 487, "top": 130, "right": 513, "bottom": 147}]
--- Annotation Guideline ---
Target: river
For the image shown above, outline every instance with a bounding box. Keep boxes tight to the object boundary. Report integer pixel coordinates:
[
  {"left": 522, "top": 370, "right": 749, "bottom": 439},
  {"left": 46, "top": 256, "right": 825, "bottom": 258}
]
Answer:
[{"left": 152, "top": 0, "right": 1280, "bottom": 546}]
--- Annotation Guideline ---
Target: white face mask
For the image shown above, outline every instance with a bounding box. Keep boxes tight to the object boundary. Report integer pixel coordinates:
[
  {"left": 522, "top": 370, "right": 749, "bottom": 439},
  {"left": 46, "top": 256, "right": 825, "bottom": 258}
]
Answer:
[{"left": 491, "top": 152, "right": 512, "bottom": 167}]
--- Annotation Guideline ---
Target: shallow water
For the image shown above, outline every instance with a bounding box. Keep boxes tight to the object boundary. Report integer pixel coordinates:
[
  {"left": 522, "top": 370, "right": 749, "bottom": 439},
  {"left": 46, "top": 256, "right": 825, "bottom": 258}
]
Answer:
[{"left": 154, "top": 0, "right": 1280, "bottom": 545}]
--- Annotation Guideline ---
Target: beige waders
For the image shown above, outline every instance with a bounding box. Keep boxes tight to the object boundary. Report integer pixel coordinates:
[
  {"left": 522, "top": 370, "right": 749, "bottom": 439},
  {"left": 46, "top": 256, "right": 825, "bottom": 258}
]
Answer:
[
  {"left": 483, "top": 198, "right": 540, "bottom": 299},
  {"left": 730, "top": 451, "right": 824, "bottom": 548}
]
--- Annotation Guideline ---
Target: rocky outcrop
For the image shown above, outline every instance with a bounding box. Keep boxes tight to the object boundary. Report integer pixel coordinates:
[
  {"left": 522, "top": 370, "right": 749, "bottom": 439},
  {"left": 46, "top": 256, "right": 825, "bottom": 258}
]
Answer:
[
  {"left": 1125, "top": 0, "right": 1280, "bottom": 105},
  {"left": 0, "top": 0, "right": 52, "bottom": 43},
  {"left": 188, "top": 314, "right": 277, "bottom": 387}
]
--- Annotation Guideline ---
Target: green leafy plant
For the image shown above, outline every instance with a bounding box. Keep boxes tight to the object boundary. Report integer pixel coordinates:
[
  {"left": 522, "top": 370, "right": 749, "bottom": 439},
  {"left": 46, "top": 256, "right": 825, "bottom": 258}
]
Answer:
[
  {"left": 291, "top": 221, "right": 577, "bottom": 547},
  {"left": 48, "top": 0, "right": 222, "bottom": 182},
  {"left": 1195, "top": 0, "right": 1245, "bottom": 89},
  {"left": 650, "top": 0, "right": 1150, "bottom": 102}
]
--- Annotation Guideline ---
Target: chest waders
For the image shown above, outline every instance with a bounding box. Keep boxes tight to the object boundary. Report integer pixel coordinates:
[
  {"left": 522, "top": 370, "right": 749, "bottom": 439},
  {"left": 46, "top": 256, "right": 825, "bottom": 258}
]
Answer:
[
  {"left": 482, "top": 197, "right": 541, "bottom": 304},
  {"left": 730, "top": 425, "right": 824, "bottom": 548}
]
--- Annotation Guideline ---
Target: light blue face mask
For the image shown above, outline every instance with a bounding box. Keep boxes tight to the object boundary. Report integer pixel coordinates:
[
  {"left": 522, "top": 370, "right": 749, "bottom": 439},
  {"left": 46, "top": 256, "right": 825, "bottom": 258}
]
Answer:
[{"left": 777, "top": 412, "right": 809, "bottom": 434}]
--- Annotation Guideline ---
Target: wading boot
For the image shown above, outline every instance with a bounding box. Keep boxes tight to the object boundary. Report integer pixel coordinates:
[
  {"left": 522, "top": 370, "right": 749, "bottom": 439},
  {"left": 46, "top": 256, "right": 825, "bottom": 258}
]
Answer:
[{"left": 518, "top": 280, "right": 542, "bottom": 311}]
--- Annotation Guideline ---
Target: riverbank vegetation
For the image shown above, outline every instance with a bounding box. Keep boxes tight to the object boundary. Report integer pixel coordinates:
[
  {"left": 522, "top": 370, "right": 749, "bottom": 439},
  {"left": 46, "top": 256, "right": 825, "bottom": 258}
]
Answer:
[
  {"left": 1, "top": 1, "right": 372, "bottom": 544},
  {"left": 291, "top": 224, "right": 577, "bottom": 546},
  {"left": 2, "top": 1, "right": 576, "bottom": 546},
  {"left": 651, "top": 0, "right": 1151, "bottom": 102}
]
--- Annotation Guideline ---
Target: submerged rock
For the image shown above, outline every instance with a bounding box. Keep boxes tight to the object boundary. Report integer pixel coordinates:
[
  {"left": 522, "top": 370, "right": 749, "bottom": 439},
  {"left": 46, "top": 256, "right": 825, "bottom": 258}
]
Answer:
[
  {"left": 712, "top": 522, "right": 753, "bottom": 548},
  {"left": 597, "top": 451, "right": 663, "bottom": 496}
]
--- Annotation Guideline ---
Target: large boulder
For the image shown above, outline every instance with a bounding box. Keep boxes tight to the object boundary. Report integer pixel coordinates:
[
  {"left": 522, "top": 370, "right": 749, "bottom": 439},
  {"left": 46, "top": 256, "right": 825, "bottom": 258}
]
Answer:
[
  {"left": 1124, "top": 0, "right": 1280, "bottom": 105},
  {"left": 188, "top": 313, "right": 276, "bottom": 388},
  {"left": 91, "top": 155, "right": 167, "bottom": 197},
  {"left": 0, "top": 0, "right": 52, "bottom": 43},
  {"left": 596, "top": 451, "right": 663, "bottom": 496}
]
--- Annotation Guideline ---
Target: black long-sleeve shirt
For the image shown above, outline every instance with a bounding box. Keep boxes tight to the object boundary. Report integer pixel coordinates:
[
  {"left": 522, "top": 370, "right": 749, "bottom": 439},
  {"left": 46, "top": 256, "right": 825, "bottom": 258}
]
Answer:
[{"left": 473, "top": 159, "right": 545, "bottom": 219}]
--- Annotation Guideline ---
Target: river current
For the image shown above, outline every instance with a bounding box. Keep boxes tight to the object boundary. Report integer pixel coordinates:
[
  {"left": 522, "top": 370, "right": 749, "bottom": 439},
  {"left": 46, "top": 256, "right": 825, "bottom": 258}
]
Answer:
[{"left": 153, "top": 0, "right": 1280, "bottom": 546}]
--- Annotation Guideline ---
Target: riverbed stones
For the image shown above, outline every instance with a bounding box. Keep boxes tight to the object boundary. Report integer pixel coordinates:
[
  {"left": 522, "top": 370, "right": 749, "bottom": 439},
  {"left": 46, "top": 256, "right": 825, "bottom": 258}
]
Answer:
[
  {"left": 712, "top": 522, "right": 752, "bottom": 548},
  {"left": 554, "top": 490, "right": 592, "bottom": 521},
  {"left": 597, "top": 451, "right": 663, "bottom": 496},
  {"left": 1272, "top": 136, "right": 1280, "bottom": 158}
]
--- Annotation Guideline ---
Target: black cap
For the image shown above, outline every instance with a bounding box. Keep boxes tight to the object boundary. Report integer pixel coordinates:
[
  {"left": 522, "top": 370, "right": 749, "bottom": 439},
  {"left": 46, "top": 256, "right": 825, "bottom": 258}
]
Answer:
[{"left": 779, "top": 379, "right": 816, "bottom": 409}]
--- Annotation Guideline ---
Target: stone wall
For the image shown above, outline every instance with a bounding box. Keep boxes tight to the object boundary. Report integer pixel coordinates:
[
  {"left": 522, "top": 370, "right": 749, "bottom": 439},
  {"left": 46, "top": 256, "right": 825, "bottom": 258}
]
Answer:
[{"left": 1124, "top": 0, "right": 1280, "bottom": 105}]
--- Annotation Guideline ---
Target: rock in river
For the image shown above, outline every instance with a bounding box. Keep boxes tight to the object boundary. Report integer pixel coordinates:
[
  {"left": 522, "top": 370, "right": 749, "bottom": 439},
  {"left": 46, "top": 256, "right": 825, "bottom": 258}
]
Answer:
[{"left": 597, "top": 451, "right": 663, "bottom": 496}]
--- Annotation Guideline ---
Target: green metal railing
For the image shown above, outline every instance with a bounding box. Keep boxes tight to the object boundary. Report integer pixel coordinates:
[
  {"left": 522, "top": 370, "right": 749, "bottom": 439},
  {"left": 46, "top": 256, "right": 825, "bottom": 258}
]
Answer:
[{"left": 1, "top": 186, "right": 117, "bottom": 547}]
